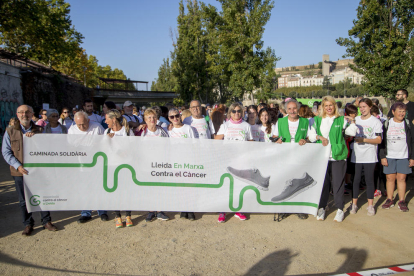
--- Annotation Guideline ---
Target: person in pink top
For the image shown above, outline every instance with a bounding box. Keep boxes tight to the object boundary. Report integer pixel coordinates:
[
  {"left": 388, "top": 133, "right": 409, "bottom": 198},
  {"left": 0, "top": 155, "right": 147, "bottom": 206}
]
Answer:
[{"left": 35, "top": 109, "right": 48, "bottom": 127}]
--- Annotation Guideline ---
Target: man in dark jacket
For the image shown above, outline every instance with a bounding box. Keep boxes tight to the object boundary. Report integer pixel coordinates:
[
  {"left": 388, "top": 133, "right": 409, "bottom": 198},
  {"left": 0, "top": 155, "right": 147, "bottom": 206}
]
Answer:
[
  {"left": 1, "top": 105, "right": 57, "bottom": 235},
  {"left": 387, "top": 89, "right": 414, "bottom": 123}
]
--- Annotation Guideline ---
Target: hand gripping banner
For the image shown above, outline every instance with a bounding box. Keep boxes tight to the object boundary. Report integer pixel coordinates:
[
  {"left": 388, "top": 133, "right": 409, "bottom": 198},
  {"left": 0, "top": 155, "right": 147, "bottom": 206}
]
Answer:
[{"left": 23, "top": 135, "right": 330, "bottom": 216}]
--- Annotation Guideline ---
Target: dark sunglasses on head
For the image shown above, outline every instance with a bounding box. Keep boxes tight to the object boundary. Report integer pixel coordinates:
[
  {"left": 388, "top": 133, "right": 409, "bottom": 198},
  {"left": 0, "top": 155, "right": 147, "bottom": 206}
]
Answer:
[
  {"left": 169, "top": 114, "right": 180, "bottom": 119},
  {"left": 231, "top": 109, "right": 242, "bottom": 114}
]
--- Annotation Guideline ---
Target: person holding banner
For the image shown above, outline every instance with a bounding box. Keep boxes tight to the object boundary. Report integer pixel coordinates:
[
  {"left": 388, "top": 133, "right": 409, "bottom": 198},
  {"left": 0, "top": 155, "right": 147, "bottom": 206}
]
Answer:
[
  {"left": 68, "top": 111, "right": 108, "bottom": 223},
  {"left": 167, "top": 108, "right": 197, "bottom": 221},
  {"left": 183, "top": 100, "right": 213, "bottom": 139},
  {"left": 308, "top": 96, "right": 349, "bottom": 222},
  {"left": 345, "top": 98, "right": 383, "bottom": 216},
  {"left": 140, "top": 108, "right": 170, "bottom": 222},
  {"left": 273, "top": 100, "right": 309, "bottom": 220},
  {"left": 215, "top": 102, "right": 253, "bottom": 222},
  {"left": 258, "top": 108, "right": 277, "bottom": 142},
  {"left": 2, "top": 105, "right": 57, "bottom": 235},
  {"left": 104, "top": 109, "right": 135, "bottom": 228}
]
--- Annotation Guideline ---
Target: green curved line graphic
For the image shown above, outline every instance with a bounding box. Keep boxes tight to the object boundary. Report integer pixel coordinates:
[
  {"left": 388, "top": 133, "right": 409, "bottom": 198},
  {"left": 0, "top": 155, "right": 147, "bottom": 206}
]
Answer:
[{"left": 25, "top": 152, "right": 318, "bottom": 211}]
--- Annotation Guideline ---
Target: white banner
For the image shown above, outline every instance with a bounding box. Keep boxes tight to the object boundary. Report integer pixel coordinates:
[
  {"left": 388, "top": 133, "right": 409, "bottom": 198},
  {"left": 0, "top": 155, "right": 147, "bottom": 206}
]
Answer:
[{"left": 23, "top": 135, "right": 330, "bottom": 216}]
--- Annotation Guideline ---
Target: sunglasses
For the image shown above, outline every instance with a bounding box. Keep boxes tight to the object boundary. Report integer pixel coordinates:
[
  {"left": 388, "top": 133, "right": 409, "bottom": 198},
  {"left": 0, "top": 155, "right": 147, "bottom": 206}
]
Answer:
[
  {"left": 63, "top": 112, "right": 69, "bottom": 113},
  {"left": 169, "top": 114, "right": 180, "bottom": 119},
  {"left": 231, "top": 109, "right": 242, "bottom": 114}
]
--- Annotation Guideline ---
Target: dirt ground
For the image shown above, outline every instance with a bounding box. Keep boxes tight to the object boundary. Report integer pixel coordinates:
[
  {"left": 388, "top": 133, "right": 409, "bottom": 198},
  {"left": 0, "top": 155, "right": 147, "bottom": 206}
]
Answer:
[{"left": 0, "top": 157, "right": 414, "bottom": 276}]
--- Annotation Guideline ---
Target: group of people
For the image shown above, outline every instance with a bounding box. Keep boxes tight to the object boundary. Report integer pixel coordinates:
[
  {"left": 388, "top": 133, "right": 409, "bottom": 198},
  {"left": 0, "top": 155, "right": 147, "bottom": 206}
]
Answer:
[{"left": 2, "top": 89, "right": 412, "bottom": 236}]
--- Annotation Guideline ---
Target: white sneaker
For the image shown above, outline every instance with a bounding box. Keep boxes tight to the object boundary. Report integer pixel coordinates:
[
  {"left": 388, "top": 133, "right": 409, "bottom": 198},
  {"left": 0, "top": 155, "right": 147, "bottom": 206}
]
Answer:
[
  {"left": 316, "top": 208, "right": 325, "bottom": 221},
  {"left": 349, "top": 204, "right": 358, "bottom": 214},
  {"left": 367, "top": 205, "right": 375, "bottom": 216},
  {"left": 333, "top": 209, "right": 344, "bottom": 222}
]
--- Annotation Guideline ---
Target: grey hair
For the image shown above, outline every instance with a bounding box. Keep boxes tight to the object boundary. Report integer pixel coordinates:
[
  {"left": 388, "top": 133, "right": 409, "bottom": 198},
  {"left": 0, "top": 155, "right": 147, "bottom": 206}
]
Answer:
[
  {"left": 74, "top": 111, "right": 89, "bottom": 120},
  {"left": 168, "top": 108, "right": 180, "bottom": 116},
  {"left": 227, "top": 102, "right": 243, "bottom": 119},
  {"left": 46, "top": 109, "right": 59, "bottom": 117},
  {"left": 190, "top": 100, "right": 200, "bottom": 107},
  {"left": 284, "top": 99, "right": 300, "bottom": 111},
  {"left": 17, "top": 104, "right": 34, "bottom": 113}
]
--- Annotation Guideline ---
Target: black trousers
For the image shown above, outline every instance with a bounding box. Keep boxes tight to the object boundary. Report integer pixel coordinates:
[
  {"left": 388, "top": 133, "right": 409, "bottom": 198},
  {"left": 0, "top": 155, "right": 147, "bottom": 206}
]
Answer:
[
  {"left": 353, "top": 163, "right": 376, "bottom": 199},
  {"left": 115, "top": 211, "right": 131, "bottom": 217},
  {"left": 13, "top": 176, "right": 51, "bottom": 226},
  {"left": 319, "top": 160, "right": 347, "bottom": 211}
]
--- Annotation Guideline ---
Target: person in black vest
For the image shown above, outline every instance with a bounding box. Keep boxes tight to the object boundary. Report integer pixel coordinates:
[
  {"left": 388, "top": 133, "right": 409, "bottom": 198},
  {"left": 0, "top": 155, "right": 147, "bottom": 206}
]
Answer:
[{"left": 2, "top": 105, "right": 57, "bottom": 235}]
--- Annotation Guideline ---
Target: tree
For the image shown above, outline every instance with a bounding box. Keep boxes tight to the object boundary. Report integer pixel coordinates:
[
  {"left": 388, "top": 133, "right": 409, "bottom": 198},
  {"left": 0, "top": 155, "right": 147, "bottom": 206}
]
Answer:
[
  {"left": 151, "top": 58, "right": 176, "bottom": 91},
  {"left": 0, "top": 0, "right": 84, "bottom": 67},
  {"left": 336, "top": 0, "right": 414, "bottom": 97},
  {"left": 255, "top": 47, "right": 280, "bottom": 102}
]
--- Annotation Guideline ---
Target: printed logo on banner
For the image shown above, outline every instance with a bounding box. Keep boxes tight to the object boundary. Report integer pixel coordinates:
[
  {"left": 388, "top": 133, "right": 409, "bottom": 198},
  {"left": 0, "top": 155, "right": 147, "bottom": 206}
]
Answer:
[{"left": 30, "top": 195, "right": 41, "bottom": 206}]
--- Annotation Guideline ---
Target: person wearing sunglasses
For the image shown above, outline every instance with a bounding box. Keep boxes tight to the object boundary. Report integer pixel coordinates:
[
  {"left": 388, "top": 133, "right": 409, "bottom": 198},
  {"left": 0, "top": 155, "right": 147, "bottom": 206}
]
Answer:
[
  {"left": 215, "top": 102, "right": 253, "bottom": 223},
  {"left": 58, "top": 107, "right": 74, "bottom": 128},
  {"left": 167, "top": 108, "right": 197, "bottom": 220},
  {"left": 36, "top": 109, "right": 48, "bottom": 127},
  {"left": 44, "top": 109, "right": 68, "bottom": 134}
]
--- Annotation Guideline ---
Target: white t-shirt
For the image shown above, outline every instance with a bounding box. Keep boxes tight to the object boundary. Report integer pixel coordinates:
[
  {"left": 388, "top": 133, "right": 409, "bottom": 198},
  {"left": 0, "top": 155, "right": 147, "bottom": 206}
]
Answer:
[
  {"left": 250, "top": 124, "right": 261, "bottom": 141},
  {"left": 142, "top": 126, "right": 169, "bottom": 137},
  {"left": 183, "top": 116, "right": 211, "bottom": 139},
  {"left": 273, "top": 119, "right": 299, "bottom": 142},
  {"left": 88, "top": 113, "right": 101, "bottom": 123},
  {"left": 104, "top": 126, "right": 134, "bottom": 136},
  {"left": 168, "top": 124, "right": 196, "bottom": 139},
  {"left": 58, "top": 118, "right": 74, "bottom": 128},
  {"left": 123, "top": 114, "right": 143, "bottom": 124},
  {"left": 386, "top": 118, "right": 408, "bottom": 159},
  {"left": 68, "top": 121, "right": 104, "bottom": 135},
  {"left": 259, "top": 124, "right": 276, "bottom": 142},
  {"left": 217, "top": 121, "right": 253, "bottom": 141},
  {"left": 351, "top": 115, "right": 383, "bottom": 163}
]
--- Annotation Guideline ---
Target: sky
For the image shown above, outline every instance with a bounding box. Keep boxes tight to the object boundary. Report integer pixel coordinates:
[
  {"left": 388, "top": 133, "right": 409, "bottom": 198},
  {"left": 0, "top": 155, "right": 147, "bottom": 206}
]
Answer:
[{"left": 66, "top": 0, "right": 360, "bottom": 90}]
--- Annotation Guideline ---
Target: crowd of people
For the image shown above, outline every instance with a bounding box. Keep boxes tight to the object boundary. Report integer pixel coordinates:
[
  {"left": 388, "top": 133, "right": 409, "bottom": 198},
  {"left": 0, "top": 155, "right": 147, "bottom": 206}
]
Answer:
[{"left": 1, "top": 89, "right": 413, "bottom": 236}]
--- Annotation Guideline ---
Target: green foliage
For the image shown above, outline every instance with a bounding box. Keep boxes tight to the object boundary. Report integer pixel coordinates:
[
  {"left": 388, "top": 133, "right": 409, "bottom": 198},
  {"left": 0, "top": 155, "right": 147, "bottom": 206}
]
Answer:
[
  {"left": 0, "top": 0, "right": 84, "bottom": 67},
  {"left": 336, "top": 0, "right": 414, "bottom": 98},
  {"left": 255, "top": 47, "right": 279, "bottom": 103},
  {"left": 151, "top": 58, "right": 176, "bottom": 91}
]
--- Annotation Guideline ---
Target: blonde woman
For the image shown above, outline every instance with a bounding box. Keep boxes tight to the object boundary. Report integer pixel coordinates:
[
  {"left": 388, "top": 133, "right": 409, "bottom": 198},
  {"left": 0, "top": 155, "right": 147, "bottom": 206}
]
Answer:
[
  {"left": 308, "top": 96, "right": 351, "bottom": 222},
  {"left": 104, "top": 109, "right": 134, "bottom": 228}
]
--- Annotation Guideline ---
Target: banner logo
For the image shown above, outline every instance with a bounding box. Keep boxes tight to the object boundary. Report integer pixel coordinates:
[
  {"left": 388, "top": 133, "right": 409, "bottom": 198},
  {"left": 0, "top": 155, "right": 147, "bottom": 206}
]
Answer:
[{"left": 30, "top": 195, "right": 41, "bottom": 206}]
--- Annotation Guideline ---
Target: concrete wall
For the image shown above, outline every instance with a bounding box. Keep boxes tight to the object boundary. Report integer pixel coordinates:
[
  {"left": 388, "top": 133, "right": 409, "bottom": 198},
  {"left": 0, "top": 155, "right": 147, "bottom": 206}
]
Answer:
[{"left": 0, "top": 62, "right": 23, "bottom": 132}]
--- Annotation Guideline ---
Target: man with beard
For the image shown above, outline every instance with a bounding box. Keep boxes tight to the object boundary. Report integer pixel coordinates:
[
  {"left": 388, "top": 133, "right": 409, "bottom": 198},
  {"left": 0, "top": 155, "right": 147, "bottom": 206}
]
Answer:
[
  {"left": 387, "top": 89, "right": 414, "bottom": 123},
  {"left": 83, "top": 99, "right": 101, "bottom": 123},
  {"left": 2, "top": 105, "right": 58, "bottom": 235}
]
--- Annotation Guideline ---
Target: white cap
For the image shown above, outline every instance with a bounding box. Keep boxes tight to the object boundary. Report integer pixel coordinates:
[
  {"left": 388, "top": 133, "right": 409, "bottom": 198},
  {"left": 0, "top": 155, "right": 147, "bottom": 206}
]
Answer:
[{"left": 123, "top": 101, "right": 133, "bottom": 108}]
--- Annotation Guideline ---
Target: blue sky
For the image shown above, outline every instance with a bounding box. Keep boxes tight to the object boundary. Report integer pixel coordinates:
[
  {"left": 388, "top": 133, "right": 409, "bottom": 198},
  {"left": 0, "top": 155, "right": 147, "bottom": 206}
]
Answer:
[{"left": 66, "top": 0, "right": 360, "bottom": 89}]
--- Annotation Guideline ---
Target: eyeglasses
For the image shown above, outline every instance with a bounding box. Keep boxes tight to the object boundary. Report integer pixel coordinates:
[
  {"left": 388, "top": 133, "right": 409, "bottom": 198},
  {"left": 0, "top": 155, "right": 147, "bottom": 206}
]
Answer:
[
  {"left": 232, "top": 109, "right": 242, "bottom": 114},
  {"left": 190, "top": 106, "right": 201, "bottom": 109},
  {"left": 42, "top": 113, "right": 47, "bottom": 116},
  {"left": 63, "top": 111, "right": 69, "bottom": 114},
  {"left": 396, "top": 94, "right": 404, "bottom": 96},
  {"left": 169, "top": 114, "right": 180, "bottom": 119},
  {"left": 17, "top": 111, "right": 33, "bottom": 115}
]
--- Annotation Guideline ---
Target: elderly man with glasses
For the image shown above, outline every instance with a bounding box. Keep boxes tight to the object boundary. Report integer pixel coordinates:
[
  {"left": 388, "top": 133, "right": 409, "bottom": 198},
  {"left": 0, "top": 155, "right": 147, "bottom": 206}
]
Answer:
[
  {"left": 182, "top": 100, "right": 213, "bottom": 139},
  {"left": 2, "top": 105, "right": 58, "bottom": 235}
]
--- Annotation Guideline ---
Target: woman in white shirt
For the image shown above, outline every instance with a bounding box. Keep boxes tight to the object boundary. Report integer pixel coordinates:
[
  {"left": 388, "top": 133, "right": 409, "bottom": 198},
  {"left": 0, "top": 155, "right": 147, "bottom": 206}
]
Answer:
[
  {"left": 379, "top": 102, "right": 414, "bottom": 212},
  {"left": 215, "top": 102, "right": 253, "bottom": 223},
  {"left": 104, "top": 109, "right": 134, "bottom": 228},
  {"left": 345, "top": 98, "right": 382, "bottom": 216},
  {"left": 167, "top": 108, "right": 197, "bottom": 220},
  {"left": 44, "top": 109, "right": 68, "bottom": 134},
  {"left": 308, "top": 96, "right": 350, "bottom": 222},
  {"left": 258, "top": 108, "right": 277, "bottom": 142}
]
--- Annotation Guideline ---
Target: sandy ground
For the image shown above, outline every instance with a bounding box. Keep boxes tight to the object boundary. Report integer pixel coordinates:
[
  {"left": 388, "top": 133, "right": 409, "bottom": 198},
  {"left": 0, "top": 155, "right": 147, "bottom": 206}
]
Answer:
[{"left": 0, "top": 157, "right": 414, "bottom": 276}]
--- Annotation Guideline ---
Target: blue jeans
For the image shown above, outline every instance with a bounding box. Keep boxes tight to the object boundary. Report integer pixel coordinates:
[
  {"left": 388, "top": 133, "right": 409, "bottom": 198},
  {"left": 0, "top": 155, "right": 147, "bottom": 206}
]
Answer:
[
  {"left": 81, "top": 210, "right": 107, "bottom": 217},
  {"left": 13, "top": 176, "right": 51, "bottom": 226}
]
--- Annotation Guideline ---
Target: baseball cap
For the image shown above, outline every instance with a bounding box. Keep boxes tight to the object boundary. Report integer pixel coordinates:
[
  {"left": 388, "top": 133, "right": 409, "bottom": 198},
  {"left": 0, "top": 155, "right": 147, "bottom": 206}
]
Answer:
[{"left": 123, "top": 101, "right": 133, "bottom": 108}]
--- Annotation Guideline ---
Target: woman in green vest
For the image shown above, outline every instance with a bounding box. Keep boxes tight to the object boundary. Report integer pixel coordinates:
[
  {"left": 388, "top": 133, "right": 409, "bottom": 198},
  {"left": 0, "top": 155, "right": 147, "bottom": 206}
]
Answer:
[{"left": 308, "top": 96, "right": 350, "bottom": 223}]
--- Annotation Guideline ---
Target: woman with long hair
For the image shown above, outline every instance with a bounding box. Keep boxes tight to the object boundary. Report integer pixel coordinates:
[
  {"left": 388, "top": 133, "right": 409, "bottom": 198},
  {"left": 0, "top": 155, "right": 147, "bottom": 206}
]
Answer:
[
  {"left": 210, "top": 104, "right": 226, "bottom": 138},
  {"left": 345, "top": 98, "right": 383, "bottom": 216},
  {"left": 58, "top": 107, "right": 74, "bottom": 128},
  {"left": 246, "top": 105, "right": 260, "bottom": 141},
  {"left": 104, "top": 109, "right": 134, "bottom": 228},
  {"left": 308, "top": 96, "right": 351, "bottom": 222},
  {"left": 258, "top": 108, "right": 276, "bottom": 142}
]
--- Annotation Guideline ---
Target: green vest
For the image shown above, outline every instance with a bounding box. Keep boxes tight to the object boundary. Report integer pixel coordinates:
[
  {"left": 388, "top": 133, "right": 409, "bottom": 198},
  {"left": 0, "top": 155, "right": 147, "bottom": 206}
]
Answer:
[
  {"left": 278, "top": 117, "right": 309, "bottom": 143},
  {"left": 313, "top": 116, "right": 348, "bottom": 160}
]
